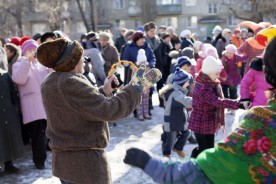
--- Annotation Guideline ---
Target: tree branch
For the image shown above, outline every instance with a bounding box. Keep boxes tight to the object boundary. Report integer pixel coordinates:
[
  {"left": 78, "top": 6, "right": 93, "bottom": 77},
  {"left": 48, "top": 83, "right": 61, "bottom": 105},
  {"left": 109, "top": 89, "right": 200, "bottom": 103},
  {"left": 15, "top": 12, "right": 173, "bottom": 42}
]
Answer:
[
  {"left": 228, "top": 7, "right": 250, "bottom": 20},
  {"left": 75, "top": 0, "right": 90, "bottom": 32}
]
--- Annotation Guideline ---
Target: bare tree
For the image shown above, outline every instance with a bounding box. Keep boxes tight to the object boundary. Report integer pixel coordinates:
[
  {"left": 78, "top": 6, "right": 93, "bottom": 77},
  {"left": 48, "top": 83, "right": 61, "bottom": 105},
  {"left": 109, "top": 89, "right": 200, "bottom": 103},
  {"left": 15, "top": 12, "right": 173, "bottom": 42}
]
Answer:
[
  {"left": 0, "top": 15, "right": 16, "bottom": 37},
  {"left": 76, "top": 0, "right": 90, "bottom": 32},
  {"left": 75, "top": 0, "right": 98, "bottom": 32},
  {"left": 32, "top": 0, "right": 66, "bottom": 31},
  {"left": 223, "top": 0, "right": 276, "bottom": 23},
  {"left": 0, "top": 0, "right": 28, "bottom": 37},
  {"left": 138, "top": 0, "right": 157, "bottom": 24}
]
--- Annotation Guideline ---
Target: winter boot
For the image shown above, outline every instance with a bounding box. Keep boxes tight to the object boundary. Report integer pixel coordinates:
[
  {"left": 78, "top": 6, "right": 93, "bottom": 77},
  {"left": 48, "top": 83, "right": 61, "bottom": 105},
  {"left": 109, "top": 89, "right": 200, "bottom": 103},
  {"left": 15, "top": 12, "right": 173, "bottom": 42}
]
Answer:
[
  {"left": 137, "top": 115, "right": 144, "bottom": 121},
  {"left": 188, "top": 134, "right": 197, "bottom": 144},
  {"left": 190, "top": 147, "right": 200, "bottom": 158},
  {"left": 4, "top": 161, "right": 19, "bottom": 174},
  {"left": 173, "top": 148, "right": 185, "bottom": 158},
  {"left": 144, "top": 114, "right": 152, "bottom": 119}
]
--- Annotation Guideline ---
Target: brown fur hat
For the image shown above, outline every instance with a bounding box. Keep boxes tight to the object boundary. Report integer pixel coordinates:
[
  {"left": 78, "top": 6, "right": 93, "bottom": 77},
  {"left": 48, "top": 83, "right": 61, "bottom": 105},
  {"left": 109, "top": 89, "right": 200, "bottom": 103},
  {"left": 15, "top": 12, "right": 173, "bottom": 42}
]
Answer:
[{"left": 37, "top": 38, "right": 83, "bottom": 72}]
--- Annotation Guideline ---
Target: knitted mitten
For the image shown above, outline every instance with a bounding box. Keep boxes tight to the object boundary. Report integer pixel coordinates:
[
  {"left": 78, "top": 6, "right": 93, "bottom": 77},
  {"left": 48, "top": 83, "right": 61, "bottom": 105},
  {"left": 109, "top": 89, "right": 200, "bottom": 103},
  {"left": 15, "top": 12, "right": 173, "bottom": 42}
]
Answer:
[{"left": 130, "top": 64, "right": 162, "bottom": 93}]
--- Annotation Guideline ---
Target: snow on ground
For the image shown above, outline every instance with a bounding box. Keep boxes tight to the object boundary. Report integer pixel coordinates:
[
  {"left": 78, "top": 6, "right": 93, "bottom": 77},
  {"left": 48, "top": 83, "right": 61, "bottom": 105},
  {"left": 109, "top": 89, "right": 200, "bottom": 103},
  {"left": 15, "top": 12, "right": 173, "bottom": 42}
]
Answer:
[{"left": 0, "top": 92, "right": 247, "bottom": 184}]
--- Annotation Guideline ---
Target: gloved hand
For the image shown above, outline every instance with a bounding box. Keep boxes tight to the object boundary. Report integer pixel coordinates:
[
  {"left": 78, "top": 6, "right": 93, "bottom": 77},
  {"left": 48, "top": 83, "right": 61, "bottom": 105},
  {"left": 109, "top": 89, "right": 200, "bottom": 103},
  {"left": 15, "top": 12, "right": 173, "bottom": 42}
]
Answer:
[
  {"left": 123, "top": 148, "right": 151, "bottom": 170},
  {"left": 130, "top": 65, "right": 162, "bottom": 93},
  {"left": 238, "top": 98, "right": 251, "bottom": 109},
  {"left": 26, "top": 50, "right": 36, "bottom": 62}
]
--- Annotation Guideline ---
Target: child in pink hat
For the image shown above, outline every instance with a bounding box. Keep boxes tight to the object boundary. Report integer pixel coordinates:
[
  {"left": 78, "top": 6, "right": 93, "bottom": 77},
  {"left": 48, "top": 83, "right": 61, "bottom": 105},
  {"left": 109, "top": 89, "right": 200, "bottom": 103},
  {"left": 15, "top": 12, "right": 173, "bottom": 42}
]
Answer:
[
  {"left": 195, "top": 43, "right": 214, "bottom": 73},
  {"left": 221, "top": 44, "right": 247, "bottom": 114}
]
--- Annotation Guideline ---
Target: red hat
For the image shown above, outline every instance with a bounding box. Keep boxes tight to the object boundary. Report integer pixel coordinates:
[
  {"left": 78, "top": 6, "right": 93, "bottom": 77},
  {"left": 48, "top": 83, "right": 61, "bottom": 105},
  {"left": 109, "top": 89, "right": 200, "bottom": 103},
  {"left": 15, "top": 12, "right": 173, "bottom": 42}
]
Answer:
[
  {"left": 20, "top": 36, "right": 31, "bottom": 46},
  {"left": 10, "top": 37, "right": 21, "bottom": 46},
  {"left": 132, "top": 31, "right": 145, "bottom": 43},
  {"left": 234, "top": 28, "right": 241, "bottom": 35}
]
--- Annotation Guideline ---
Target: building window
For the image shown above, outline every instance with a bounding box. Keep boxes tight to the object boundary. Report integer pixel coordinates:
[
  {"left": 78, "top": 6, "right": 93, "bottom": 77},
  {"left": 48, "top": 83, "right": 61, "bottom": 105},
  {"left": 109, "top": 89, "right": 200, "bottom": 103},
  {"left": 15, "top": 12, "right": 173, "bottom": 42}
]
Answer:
[
  {"left": 160, "top": 17, "right": 178, "bottom": 28},
  {"left": 224, "top": 0, "right": 238, "bottom": 4},
  {"left": 208, "top": 3, "right": 218, "bottom": 14},
  {"left": 114, "top": 0, "right": 124, "bottom": 9},
  {"left": 187, "top": 16, "right": 197, "bottom": 28},
  {"left": 129, "top": 0, "right": 137, "bottom": 6},
  {"left": 157, "top": 0, "right": 181, "bottom": 5},
  {"left": 186, "top": 0, "right": 197, "bottom": 6},
  {"left": 227, "top": 15, "right": 239, "bottom": 27},
  {"left": 119, "top": 20, "right": 126, "bottom": 28}
]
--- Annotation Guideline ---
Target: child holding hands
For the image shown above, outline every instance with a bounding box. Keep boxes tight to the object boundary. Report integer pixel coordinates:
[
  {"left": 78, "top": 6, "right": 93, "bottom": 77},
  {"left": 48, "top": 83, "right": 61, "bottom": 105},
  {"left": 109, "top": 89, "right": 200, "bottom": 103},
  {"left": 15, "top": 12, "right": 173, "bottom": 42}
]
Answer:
[
  {"left": 221, "top": 44, "right": 247, "bottom": 105},
  {"left": 189, "top": 56, "right": 249, "bottom": 158},
  {"left": 159, "top": 68, "right": 192, "bottom": 157}
]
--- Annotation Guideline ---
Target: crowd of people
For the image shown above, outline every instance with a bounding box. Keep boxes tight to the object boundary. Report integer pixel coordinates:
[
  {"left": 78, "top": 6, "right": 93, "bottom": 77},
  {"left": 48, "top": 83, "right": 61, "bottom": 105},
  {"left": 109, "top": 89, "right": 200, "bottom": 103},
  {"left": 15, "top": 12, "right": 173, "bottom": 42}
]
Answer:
[{"left": 0, "top": 20, "right": 275, "bottom": 183}]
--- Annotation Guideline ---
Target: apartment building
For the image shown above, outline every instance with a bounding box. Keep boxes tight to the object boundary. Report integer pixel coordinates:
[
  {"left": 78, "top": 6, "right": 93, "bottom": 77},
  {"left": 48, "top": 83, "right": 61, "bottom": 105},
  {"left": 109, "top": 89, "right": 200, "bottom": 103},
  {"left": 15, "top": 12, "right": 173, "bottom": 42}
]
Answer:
[{"left": 23, "top": 0, "right": 272, "bottom": 40}]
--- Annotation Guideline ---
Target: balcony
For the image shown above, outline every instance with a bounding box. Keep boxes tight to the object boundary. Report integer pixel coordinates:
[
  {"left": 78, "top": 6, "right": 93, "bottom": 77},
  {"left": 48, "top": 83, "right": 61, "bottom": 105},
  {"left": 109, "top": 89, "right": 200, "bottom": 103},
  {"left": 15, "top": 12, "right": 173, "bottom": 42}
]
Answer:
[{"left": 156, "top": 4, "right": 182, "bottom": 15}]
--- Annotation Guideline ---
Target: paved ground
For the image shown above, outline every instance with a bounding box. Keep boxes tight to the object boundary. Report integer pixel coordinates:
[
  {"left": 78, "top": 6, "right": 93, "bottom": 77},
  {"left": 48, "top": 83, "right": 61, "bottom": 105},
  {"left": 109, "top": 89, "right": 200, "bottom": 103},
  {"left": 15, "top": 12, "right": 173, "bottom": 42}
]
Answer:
[{"left": 0, "top": 92, "right": 247, "bottom": 184}]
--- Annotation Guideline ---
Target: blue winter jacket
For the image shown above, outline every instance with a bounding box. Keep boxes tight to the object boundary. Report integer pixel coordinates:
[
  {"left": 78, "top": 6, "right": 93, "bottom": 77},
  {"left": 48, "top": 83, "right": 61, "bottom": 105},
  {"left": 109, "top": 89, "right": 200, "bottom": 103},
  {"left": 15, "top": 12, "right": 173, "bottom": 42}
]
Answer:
[
  {"left": 121, "top": 41, "right": 156, "bottom": 68},
  {"left": 159, "top": 83, "right": 192, "bottom": 132}
]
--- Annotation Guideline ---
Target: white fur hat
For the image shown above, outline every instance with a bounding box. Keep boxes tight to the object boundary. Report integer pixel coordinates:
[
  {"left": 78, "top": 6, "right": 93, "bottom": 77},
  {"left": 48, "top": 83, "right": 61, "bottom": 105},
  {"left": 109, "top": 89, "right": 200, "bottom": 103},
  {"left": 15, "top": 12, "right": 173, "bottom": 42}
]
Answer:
[
  {"left": 222, "top": 28, "right": 232, "bottom": 37},
  {"left": 180, "top": 29, "right": 191, "bottom": 38},
  {"left": 136, "top": 49, "right": 148, "bottom": 66},
  {"left": 212, "top": 25, "right": 222, "bottom": 34},
  {"left": 201, "top": 56, "right": 223, "bottom": 74}
]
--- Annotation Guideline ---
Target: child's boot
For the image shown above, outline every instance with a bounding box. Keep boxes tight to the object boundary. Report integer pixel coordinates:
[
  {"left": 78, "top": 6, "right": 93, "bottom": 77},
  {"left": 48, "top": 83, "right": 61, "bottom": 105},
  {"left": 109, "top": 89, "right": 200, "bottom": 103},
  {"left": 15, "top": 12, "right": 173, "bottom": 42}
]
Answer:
[
  {"left": 173, "top": 148, "right": 185, "bottom": 158},
  {"left": 144, "top": 114, "right": 152, "bottom": 119}
]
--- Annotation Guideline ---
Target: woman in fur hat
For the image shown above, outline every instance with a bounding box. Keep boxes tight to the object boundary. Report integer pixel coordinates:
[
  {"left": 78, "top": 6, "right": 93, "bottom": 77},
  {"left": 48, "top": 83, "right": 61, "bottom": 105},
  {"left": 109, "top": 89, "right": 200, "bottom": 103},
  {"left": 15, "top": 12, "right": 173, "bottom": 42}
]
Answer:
[
  {"left": 36, "top": 38, "right": 161, "bottom": 184},
  {"left": 5, "top": 43, "right": 21, "bottom": 75}
]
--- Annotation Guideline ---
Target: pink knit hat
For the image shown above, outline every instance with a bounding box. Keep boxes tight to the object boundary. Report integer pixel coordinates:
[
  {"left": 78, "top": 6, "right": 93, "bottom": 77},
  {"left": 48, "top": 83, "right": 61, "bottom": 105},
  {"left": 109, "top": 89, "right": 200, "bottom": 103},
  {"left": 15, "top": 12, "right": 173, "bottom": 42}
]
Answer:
[
  {"left": 21, "top": 39, "right": 38, "bottom": 56},
  {"left": 225, "top": 44, "right": 238, "bottom": 54},
  {"left": 198, "top": 43, "right": 212, "bottom": 58},
  {"left": 206, "top": 47, "right": 219, "bottom": 59}
]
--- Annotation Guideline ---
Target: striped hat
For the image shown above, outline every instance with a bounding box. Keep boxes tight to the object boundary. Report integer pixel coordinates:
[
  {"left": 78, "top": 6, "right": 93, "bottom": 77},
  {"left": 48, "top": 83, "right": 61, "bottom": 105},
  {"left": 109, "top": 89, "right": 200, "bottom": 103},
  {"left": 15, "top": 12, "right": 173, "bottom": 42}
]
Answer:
[
  {"left": 173, "top": 67, "right": 191, "bottom": 86},
  {"left": 177, "top": 56, "right": 192, "bottom": 68}
]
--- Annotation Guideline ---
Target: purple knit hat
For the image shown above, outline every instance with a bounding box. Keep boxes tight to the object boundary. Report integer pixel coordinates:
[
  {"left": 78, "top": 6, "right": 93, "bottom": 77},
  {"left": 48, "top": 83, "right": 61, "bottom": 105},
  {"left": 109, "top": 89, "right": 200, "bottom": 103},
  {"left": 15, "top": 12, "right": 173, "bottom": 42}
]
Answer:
[{"left": 21, "top": 39, "right": 38, "bottom": 56}]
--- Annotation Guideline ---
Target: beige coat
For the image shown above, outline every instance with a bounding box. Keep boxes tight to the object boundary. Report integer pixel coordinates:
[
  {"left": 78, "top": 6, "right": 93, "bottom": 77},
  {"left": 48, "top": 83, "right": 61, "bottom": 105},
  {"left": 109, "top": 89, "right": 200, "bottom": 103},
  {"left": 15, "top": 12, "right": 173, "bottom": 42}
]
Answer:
[
  {"left": 41, "top": 72, "right": 141, "bottom": 184},
  {"left": 101, "top": 44, "right": 119, "bottom": 75}
]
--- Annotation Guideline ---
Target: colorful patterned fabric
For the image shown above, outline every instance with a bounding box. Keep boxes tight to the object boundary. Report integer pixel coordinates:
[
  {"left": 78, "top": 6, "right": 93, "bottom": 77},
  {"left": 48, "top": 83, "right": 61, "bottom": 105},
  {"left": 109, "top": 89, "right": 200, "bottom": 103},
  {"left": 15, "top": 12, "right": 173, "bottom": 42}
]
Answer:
[
  {"left": 197, "top": 99, "right": 276, "bottom": 184},
  {"left": 131, "top": 65, "right": 162, "bottom": 92}
]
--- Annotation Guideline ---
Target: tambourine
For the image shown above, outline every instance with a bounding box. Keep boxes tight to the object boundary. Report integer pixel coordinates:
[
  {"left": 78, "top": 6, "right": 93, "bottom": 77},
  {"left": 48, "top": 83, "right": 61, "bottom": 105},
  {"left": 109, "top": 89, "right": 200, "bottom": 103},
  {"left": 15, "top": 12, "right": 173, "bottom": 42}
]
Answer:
[{"left": 108, "top": 60, "right": 138, "bottom": 88}]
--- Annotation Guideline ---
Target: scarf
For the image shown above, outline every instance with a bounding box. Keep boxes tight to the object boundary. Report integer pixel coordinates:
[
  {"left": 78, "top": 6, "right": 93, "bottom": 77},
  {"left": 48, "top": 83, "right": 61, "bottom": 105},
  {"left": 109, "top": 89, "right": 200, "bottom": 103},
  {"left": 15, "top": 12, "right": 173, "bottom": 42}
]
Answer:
[
  {"left": 145, "top": 36, "right": 160, "bottom": 51},
  {"left": 196, "top": 72, "right": 225, "bottom": 126}
]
